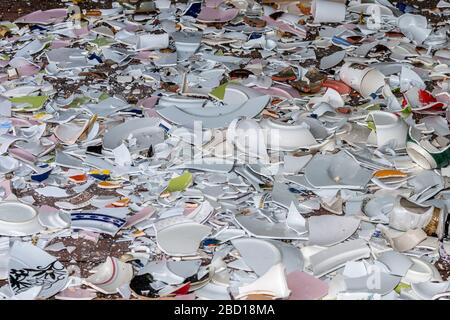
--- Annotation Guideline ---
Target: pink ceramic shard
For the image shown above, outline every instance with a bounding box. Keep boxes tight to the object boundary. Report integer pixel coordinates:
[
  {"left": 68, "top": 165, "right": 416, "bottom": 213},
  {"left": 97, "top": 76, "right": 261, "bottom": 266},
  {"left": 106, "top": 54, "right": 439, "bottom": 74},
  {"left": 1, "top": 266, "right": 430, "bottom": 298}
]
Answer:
[
  {"left": 138, "top": 96, "right": 160, "bottom": 117},
  {"left": 51, "top": 40, "right": 71, "bottom": 49},
  {"left": 136, "top": 51, "right": 153, "bottom": 60},
  {"left": 262, "top": 16, "right": 307, "bottom": 38},
  {"left": 0, "top": 180, "right": 13, "bottom": 199},
  {"left": 55, "top": 287, "right": 97, "bottom": 300},
  {"left": 9, "top": 148, "right": 37, "bottom": 164},
  {"left": 79, "top": 230, "right": 101, "bottom": 243},
  {"left": 123, "top": 207, "right": 156, "bottom": 228},
  {"left": 8, "top": 117, "right": 40, "bottom": 127},
  {"left": 197, "top": 7, "right": 239, "bottom": 23},
  {"left": 74, "top": 26, "right": 90, "bottom": 38},
  {"left": 287, "top": 271, "right": 329, "bottom": 300},
  {"left": 8, "top": 58, "right": 41, "bottom": 77},
  {"left": 138, "top": 96, "right": 159, "bottom": 109},
  {"left": 15, "top": 9, "right": 68, "bottom": 25},
  {"left": 254, "top": 85, "right": 301, "bottom": 99}
]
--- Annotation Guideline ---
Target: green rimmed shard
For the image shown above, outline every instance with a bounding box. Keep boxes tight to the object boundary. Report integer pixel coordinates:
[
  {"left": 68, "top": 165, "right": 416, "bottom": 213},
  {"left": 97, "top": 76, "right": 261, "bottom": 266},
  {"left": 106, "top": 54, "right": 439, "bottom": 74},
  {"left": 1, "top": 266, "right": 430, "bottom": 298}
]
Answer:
[
  {"left": 67, "top": 96, "right": 91, "bottom": 108},
  {"left": 394, "top": 282, "right": 411, "bottom": 294},
  {"left": 10, "top": 96, "right": 48, "bottom": 112},
  {"left": 209, "top": 83, "right": 228, "bottom": 101},
  {"left": 209, "top": 81, "right": 239, "bottom": 101},
  {"left": 91, "top": 36, "right": 116, "bottom": 48},
  {"left": 165, "top": 171, "right": 193, "bottom": 193}
]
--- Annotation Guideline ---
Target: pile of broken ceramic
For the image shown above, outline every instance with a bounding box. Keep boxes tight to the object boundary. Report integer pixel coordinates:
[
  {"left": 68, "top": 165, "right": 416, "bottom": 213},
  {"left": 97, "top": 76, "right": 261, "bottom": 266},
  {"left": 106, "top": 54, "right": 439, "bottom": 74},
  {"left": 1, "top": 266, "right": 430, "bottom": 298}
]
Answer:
[{"left": 0, "top": 0, "right": 449, "bottom": 300}]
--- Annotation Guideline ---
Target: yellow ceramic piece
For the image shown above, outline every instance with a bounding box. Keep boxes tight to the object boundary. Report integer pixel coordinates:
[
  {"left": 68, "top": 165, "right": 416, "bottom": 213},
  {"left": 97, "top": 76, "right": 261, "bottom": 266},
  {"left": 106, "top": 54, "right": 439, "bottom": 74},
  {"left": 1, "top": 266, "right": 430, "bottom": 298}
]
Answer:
[
  {"left": 373, "top": 169, "right": 407, "bottom": 179},
  {"left": 98, "top": 181, "right": 122, "bottom": 189}
]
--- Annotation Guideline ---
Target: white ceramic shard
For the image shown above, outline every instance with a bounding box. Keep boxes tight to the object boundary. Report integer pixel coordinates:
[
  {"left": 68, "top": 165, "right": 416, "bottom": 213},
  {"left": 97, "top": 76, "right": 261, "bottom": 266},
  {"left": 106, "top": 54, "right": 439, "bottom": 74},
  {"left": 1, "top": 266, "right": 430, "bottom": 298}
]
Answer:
[
  {"left": 312, "top": 0, "right": 346, "bottom": 23},
  {"left": 265, "top": 241, "right": 303, "bottom": 275},
  {"left": 35, "top": 186, "right": 69, "bottom": 198},
  {"left": 103, "top": 117, "right": 163, "bottom": 151},
  {"left": 344, "top": 272, "right": 401, "bottom": 295},
  {"left": 0, "top": 202, "right": 44, "bottom": 236},
  {"left": 241, "top": 75, "right": 272, "bottom": 89},
  {"left": 84, "top": 97, "right": 130, "bottom": 118},
  {"left": 228, "top": 118, "right": 269, "bottom": 161},
  {"left": 156, "top": 222, "right": 211, "bottom": 256},
  {"left": 403, "top": 257, "right": 442, "bottom": 284},
  {"left": 221, "top": 84, "right": 264, "bottom": 107},
  {"left": 283, "top": 155, "right": 313, "bottom": 174},
  {"left": 286, "top": 203, "right": 308, "bottom": 235},
  {"left": 15, "top": 8, "right": 67, "bottom": 24},
  {"left": 271, "top": 182, "right": 301, "bottom": 211},
  {"left": 170, "top": 158, "right": 235, "bottom": 174},
  {"left": 196, "top": 283, "right": 231, "bottom": 300},
  {"left": 304, "top": 151, "right": 373, "bottom": 189},
  {"left": 55, "top": 287, "right": 97, "bottom": 300},
  {"left": 234, "top": 213, "right": 307, "bottom": 240},
  {"left": 172, "top": 31, "right": 202, "bottom": 61},
  {"left": 85, "top": 257, "right": 133, "bottom": 294},
  {"left": 54, "top": 120, "right": 89, "bottom": 145},
  {"left": 388, "top": 197, "right": 434, "bottom": 232},
  {"left": 320, "top": 50, "right": 346, "bottom": 70},
  {"left": 113, "top": 143, "right": 132, "bottom": 166},
  {"left": 231, "top": 238, "right": 282, "bottom": 276},
  {"left": 9, "top": 241, "right": 68, "bottom": 299},
  {"left": 236, "top": 263, "right": 291, "bottom": 299},
  {"left": 0, "top": 156, "right": 19, "bottom": 174},
  {"left": 138, "top": 261, "right": 185, "bottom": 285},
  {"left": 158, "top": 95, "right": 206, "bottom": 109},
  {"left": 340, "top": 62, "right": 385, "bottom": 98},
  {"left": 309, "top": 88, "right": 344, "bottom": 110},
  {"left": 363, "top": 194, "right": 397, "bottom": 220},
  {"left": 308, "top": 215, "right": 360, "bottom": 247},
  {"left": 411, "top": 281, "right": 450, "bottom": 300},
  {"left": 400, "top": 66, "right": 426, "bottom": 92},
  {"left": 9, "top": 286, "right": 43, "bottom": 300},
  {"left": 156, "top": 95, "right": 270, "bottom": 129},
  {"left": 185, "top": 200, "right": 214, "bottom": 224},
  {"left": 348, "top": 3, "right": 393, "bottom": 16},
  {"left": 260, "top": 118, "right": 318, "bottom": 151},
  {"left": 46, "top": 48, "right": 92, "bottom": 70},
  {"left": 397, "top": 14, "right": 431, "bottom": 45},
  {"left": 136, "top": 33, "right": 169, "bottom": 51},
  {"left": 309, "top": 239, "right": 371, "bottom": 277},
  {"left": 366, "top": 111, "right": 408, "bottom": 149},
  {"left": 166, "top": 260, "right": 202, "bottom": 279},
  {"left": 37, "top": 206, "right": 71, "bottom": 230},
  {"left": 377, "top": 251, "right": 413, "bottom": 277},
  {"left": 70, "top": 213, "right": 126, "bottom": 236}
]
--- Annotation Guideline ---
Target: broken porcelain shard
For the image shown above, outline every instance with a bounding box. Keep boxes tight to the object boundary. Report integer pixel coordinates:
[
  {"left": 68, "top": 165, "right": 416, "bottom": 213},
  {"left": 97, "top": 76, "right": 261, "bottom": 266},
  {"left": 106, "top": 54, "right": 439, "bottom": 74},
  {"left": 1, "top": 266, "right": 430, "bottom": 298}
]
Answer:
[
  {"left": 0, "top": 0, "right": 447, "bottom": 301},
  {"left": 366, "top": 111, "right": 408, "bottom": 149},
  {"left": 339, "top": 62, "right": 385, "bottom": 98},
  {"left": 9, "top": 241, "right": 69, "bottom": 299},
  {"left": 84, "top": 257, "right": 134, "bottom": 295},
  {"left": 0, "top": 202, "right": 44, "bottom": 236},
  {"left": 156, "top": 222, "right": 212, "bottom": 256}
]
